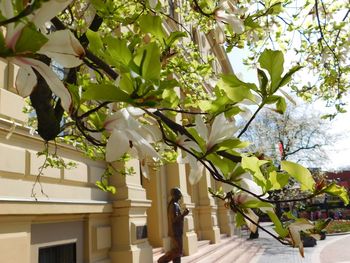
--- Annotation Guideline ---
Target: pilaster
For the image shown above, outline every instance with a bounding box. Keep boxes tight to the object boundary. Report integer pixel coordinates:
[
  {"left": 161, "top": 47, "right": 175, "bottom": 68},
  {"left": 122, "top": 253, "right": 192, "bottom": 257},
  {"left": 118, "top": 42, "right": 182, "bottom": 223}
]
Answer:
[
  {"left": 196, "top": 170, "right": 220, "bottom": 244},
  {"left": 216, "top": 182, "right": 235, "bottom": 236},
  {"left": 143, "top": 165, "right": 164, "bottom": 247},
  {"left": 109, "top": 160, "right": 152, "bottom": 263},
  {"left": 164, "top": 162, "right": 198, "bottom": 256}
]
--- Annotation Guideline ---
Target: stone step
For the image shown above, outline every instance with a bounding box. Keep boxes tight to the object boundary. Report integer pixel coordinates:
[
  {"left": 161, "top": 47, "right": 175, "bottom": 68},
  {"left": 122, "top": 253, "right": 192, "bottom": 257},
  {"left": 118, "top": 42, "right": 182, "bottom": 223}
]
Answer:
[
  {"left": 182, "top": 236, "right": 243, "bottom": 263},
  {"left": 194, "top": 238, "right": 245, "bottom": 263},
  {"left": 220, "top": 233, "right": 229, "bottom": 239},
  {"left": 219, "top": 241, "right": 262, "bottom": 263},
  {"left": 236, "top": 245, "right": 264, "bottom": 263},
  {"left": 153, "top": 236, "right": 263, "bottom": 263},
  {"left": 153, "top": 247, "right": 165, "bottom": 263},
  {"left": 198, "top": 239, "right": 211, "bottom": 248},
  {"left": 153, "top": 247, "right": 164, "bottom": 257}
]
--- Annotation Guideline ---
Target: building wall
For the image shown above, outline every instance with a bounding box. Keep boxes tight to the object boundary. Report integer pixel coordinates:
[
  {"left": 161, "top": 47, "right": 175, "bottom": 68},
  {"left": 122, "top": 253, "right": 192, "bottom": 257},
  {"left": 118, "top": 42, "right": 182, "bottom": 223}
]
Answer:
[
  {"left": 0, "top": 13, "right": 236, "bottom": 262},
  {"left": 0, "top": 57, "right": 113, "bottom": 263}
]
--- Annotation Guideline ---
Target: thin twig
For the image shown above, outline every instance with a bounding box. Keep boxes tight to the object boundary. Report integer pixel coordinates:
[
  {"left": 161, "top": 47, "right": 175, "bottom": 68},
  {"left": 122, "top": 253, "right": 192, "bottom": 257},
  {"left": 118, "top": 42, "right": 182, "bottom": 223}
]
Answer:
[
  {"left": 233, "top": 203, "right": 290, "bottom": 245},
  {"left": 157, "top": 108, "right": 208, "bottom": 115},
  {"left": 0, "top": 1, "right": 38, "bottom": 26},
  {"left": 238, "top": 103, "right": 265, "bottom": 138}
]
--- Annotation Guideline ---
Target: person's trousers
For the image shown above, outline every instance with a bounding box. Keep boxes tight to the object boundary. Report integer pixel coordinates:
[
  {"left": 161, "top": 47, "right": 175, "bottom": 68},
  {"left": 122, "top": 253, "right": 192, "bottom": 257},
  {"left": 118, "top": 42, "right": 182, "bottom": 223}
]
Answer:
[{"left": 157, "top": 236, "right": 183, "bottom": 263}]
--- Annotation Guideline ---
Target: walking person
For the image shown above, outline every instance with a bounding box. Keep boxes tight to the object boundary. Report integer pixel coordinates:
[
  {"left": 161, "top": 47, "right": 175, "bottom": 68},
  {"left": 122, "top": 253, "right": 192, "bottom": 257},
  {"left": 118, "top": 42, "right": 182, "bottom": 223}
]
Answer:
[{"left": 158, "top": 188, "right": 189, "bottom": 263}]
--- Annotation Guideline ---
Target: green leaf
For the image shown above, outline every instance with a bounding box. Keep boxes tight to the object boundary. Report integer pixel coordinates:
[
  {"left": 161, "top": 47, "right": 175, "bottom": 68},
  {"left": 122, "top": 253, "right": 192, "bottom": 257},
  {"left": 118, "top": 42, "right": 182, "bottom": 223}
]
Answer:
[
  {"left": 198, "top": 88, "right": 234, "bottom": 114},
  {"left": 217, "top": 74, "right": 257, "bottom": 103},
  {"left": 139, "top": 15, "right": 166, "bottom": 40},
  {"left": 106, "top": 185, "right": 117, "bottom": 194},
  {"left": 0, "top": 31, "right": 6, "bottom": 49},
  {"left": 258, "top": 49, "right": 284, "bottom": 93},
  {"left": 276, "top": 96, "right": 287, "bottom": 114},
  {"left": 119, "top": 73, "right": 134, "bottom": 94},
  {"left": 267, "top": 171, "right": 289, "bottom": 191},
  {"left": 82, "top": 84, "right": 131, "bottom": 102},
  {"left": 228, "top": 163, "right": 246, "bottom": 181},
  {"left": 257, "top": 68, "right": 268, "bottom": 97},
  {"left": 207, "top": 153, "right": 237, "bottom": 177},
  {"left": 265, "top": 95, "right": 280, "bottom": 104},
  {"left": 242, "top": 200, "right": 273, "bottom": 209},
  {"left": 241, "top": 156, "right": 268, "bottom": 189},
  {"left": 160, "top": 79, "right": 179, "bottom": 89},
  {"left": 278, "top": 65, "right": 303, "bottom": 88},
  {"left": 0, "top": 32, "right": 10, "bottom": 56},
  {"left": 105, "top": 37, "right": 132, "bottom": 68},
  {"left": 80, "top": 104, "right": 104, "bottom": 129},
  {"left": 266, "top": 211, "right": 289, "bottom": 237},
  {"left": 86, "top": 29, "right": 104, "bottom": 55},
  {"left": 186, "top": 127, "right": 206, "bottom": 152},
  {"left": 322, "top": 183, "right": 349, "bottom": 205},
  {"left": 235, "top": 212, "right": 245, "bottom": 228},
  {"left": 15, "top": 23, "right": 48, "bottom": 53},
  {"left": 90, "top": 0, "right": 105, "bottom": 10},
  {"left": 215, "top": 139, "right": 250, "bottom": 151},
  {"left": 66, "top": 84, "right": 81, "bottom": 105},
  {"left": 134, "top": 42, "right": 161, "bottom": 81},
  {"left": 165, "top": 31, "right": 187, "bottom": 46},
  {"left": 162, "top": 88, "right": 179, "bottom": 108},
  {"left": 244, "top": 16, "right": 261, "bottom": 29},
  {"left": 281, "top": 161, "right": 315, "bottom": 191},
  {"left": 283, "top": 211, "right": 297, "bottom": 221},
  {"left": 268, "top": 2, "right": 283, "bottom": 15}
]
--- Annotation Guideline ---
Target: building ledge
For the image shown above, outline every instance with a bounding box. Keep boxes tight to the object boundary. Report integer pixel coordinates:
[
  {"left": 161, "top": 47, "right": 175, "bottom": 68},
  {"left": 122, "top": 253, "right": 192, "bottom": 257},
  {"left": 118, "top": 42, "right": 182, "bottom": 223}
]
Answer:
[{"left": 0, "top": 196, "right": 113, "bottom": 215}]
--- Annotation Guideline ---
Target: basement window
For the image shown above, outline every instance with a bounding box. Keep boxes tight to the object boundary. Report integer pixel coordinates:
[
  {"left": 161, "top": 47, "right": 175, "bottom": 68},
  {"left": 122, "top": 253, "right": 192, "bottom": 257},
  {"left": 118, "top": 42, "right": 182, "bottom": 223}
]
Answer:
[{"left": 38, "top": 243, "right": 76, "bottom": 263}]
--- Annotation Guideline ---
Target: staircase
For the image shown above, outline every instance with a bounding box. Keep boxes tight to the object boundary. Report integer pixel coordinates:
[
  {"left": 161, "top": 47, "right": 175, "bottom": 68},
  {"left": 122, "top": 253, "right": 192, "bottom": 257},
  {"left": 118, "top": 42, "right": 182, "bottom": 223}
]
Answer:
[
  {"left": 153, "top": 247, "right": 165, "bottom": 263},
  {"left": 153, "top": 235, "right": 263, "bottom": 263}
]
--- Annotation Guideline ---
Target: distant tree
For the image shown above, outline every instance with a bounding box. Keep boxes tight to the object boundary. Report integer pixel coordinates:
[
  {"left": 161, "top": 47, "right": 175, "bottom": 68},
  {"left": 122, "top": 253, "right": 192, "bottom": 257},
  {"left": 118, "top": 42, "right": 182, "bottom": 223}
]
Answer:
[{"left": 242, "top": 104, "right": 335, "bottom": 168}]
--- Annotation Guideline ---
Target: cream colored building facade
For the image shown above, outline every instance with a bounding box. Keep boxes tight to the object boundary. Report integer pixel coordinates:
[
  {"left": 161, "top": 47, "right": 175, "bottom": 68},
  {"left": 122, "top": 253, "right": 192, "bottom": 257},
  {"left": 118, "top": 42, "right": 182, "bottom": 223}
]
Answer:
[{"left": 0, "top": 22, "right": 236, "bottom": 263}]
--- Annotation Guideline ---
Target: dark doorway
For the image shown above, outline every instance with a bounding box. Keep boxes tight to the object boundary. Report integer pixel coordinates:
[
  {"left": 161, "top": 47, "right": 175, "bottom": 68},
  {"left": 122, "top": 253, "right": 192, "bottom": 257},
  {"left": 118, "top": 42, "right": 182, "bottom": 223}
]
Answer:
[{"left": 39, "top": 243, "right": 76, "bottom": 263}]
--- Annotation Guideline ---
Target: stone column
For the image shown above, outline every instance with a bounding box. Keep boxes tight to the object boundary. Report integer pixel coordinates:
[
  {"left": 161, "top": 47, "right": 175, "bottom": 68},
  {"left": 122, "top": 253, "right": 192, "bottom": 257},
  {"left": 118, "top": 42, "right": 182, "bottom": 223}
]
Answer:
[
  {"left": 142, "top": 164, "right": 165, "bottom": 248},
  {"left": 195, "top": 170, "right": 220, "bottom": 244},
  {"left": 216, "top": 181, "right": 235, "bottom": 237},
  {"left": 109, "top": 159, "right": 153, "bottom": 263},
  {"left": 164, "top": 162, "right": 198, "bottom": 256}
]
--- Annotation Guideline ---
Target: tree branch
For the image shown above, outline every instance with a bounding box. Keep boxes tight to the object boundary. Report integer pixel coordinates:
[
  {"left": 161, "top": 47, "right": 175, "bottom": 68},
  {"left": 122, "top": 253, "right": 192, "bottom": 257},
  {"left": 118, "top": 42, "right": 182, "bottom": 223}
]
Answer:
[
  {"left": 238, "top": 102, "right": 265, "bottom": 138},
  {"left": 0, "top": 1, "right": 38, "bottom": 26},
  {"left": 84, "top": 50, "right": 119, "bottom": 80}
]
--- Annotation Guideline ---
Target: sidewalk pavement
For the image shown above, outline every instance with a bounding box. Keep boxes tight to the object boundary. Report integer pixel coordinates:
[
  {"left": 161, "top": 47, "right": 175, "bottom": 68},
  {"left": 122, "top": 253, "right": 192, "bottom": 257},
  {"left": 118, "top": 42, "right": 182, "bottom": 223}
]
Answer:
[{"left": 245, "top": 223, "right": 350, "bottom": 263}]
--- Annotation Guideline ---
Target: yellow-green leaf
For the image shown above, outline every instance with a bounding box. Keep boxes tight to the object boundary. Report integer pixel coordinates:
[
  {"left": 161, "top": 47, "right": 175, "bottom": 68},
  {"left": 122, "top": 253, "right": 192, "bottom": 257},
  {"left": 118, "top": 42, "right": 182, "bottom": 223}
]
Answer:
[
  {"left": 322, "top": 183, "right": 349, "bottom": 205},
  {"left": 268, "top": 171, "right": 289, "bottom": 191},
  {"left": 281, "top": 161, "right": 315, "bottom": 191},
  {"left": 241, "top": 156, "right": 268, "bottom": 188}
]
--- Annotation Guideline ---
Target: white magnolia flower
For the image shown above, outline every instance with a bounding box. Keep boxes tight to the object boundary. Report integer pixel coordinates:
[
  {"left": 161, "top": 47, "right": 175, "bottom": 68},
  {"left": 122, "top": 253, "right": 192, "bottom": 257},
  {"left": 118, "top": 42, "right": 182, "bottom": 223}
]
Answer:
[
  {"left": 232, "top": 172, "right": 271, "bottom": 233},
  {"left": 214, "top": 0, "right": 245, "bottom": 41},
  {"left": 176, "top": 135, "right": 205, "bottom": 185},
  {"left": 0, "top": 0, "right": 84, "bottom": 112},
  {"left": 219, "top": 0, "right": 241, "bottom": 14},
  {"left": 237, "top": 172, "right": 267, "bottom": 197},
  {"left": 195, "top": 113, "right": 239, "bottom": 151},
  {"left": 288, "top": 219, "right": 314, "bottom": 257},
  {"left": 215, "top": 10, "right": 244, "bottom": 34},
  {"left": 178, "top": 113, "right": 238, "bottom": 184},
  {"left": 214, "top": 23, "right": 226, "bottom": 44},
  {"left": 240, "top": 177, "right": 263, "bottom": 196},
  {"left": 104, "top": 107, "right": 160, "bottom": 178},
  {"left": 233, "top": 192, "right": 260, "bottom": 233},
  {"left": 187, "top": 155, "right": 205, "bottom": 185}
]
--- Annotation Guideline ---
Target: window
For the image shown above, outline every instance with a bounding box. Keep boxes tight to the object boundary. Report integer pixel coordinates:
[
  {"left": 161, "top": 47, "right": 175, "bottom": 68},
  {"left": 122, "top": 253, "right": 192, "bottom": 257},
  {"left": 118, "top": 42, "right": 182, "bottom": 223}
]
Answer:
[{"left": 39, "top": 243, "right": 76, "bottom": 263}]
